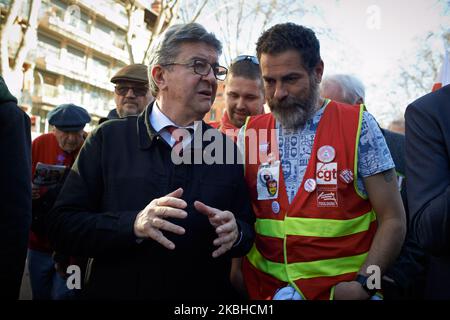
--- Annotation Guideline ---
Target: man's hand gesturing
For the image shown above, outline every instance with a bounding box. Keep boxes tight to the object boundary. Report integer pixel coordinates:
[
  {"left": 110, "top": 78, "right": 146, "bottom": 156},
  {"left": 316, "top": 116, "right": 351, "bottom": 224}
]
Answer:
[
  {"left": 134, "top": 188, "right": 187, "bottom": 250},
  {"left": 194, "top": 201, "right": 239, "bottom": 258}
]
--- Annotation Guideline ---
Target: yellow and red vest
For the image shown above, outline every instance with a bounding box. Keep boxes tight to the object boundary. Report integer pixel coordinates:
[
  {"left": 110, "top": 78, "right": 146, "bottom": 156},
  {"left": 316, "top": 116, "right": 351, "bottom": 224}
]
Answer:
[{"left": 242, "top": 101, "right": 377, "bottom": 300}]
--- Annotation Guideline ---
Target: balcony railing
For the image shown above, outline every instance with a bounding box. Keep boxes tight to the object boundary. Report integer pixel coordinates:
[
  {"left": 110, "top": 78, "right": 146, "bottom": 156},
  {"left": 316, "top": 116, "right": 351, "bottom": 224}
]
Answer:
[
  {"left": 42, "top": 83, "right": 58, "bottom": 98},
  {"left": 77, "top": 0, "right": 128, "bottom": 29}
]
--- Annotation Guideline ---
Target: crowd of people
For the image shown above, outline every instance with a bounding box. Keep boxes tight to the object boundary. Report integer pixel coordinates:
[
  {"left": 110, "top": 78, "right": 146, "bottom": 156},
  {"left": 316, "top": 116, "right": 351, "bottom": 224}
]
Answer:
[{"left": 1, "top": 21, "right": 449, "bottom": 300}]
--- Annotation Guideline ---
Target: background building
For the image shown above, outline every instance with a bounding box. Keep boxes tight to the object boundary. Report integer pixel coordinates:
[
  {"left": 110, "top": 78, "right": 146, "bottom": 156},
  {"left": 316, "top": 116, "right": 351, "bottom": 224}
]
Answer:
[
  {"left": 1, "top": 0, "right": 227, "bottom": 137},
  {"left": 1, "top": 0, "right": 161, "bottom": 135}
]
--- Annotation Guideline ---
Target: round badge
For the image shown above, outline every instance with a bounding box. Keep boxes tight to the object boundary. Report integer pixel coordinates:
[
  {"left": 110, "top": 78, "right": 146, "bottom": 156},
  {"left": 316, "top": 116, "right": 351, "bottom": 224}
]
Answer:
[
  {"left": 259, "top": 169, "right": 273, "bottom": 184},
  {"left": 317, "top": 145, "right": 336, "bottom": 163},
  {"left": 272, "top": 201, "right": 280, "bottom": 214},
  {"left": 339, "top": 169, "right": 354, "bottom": 184},
  {"left": 304, "top": 178, "right": 317, "bottom": 192}
]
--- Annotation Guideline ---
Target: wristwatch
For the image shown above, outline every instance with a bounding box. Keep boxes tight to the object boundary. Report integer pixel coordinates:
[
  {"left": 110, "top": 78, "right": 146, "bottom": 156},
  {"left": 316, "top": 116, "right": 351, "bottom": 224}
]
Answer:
[{"left": 355, "top": 274, "right": 378, "bottom": 297}]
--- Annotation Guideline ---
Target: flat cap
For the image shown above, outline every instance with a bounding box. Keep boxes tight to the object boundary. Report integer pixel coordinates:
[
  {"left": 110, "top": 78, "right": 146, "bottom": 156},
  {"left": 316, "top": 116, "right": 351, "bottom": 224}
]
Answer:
[
  {"left": 48, "top": 103, "right": 91, "bottom": 132},
  {"left": 110, "top": 64, "right": 149, "bottom": 84}
]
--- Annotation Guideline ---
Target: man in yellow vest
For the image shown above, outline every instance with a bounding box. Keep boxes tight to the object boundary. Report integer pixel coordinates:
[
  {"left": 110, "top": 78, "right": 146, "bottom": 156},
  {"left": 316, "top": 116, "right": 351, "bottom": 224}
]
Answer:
[{"left": 238, "top": 23, "right": 406, "bottom": 300}]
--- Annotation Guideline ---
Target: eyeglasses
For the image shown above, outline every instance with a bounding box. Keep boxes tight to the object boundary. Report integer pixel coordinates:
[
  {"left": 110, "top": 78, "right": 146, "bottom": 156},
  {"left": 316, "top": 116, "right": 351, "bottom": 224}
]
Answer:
[
  {"left": 161, "top": 59, "right": 228, "bottom": 81},
  {"left": 115, "top": 86, "right": 149, "bottom": 97},
  {"left": 231, "top": 55, "right": 259, "bottom": 65}
]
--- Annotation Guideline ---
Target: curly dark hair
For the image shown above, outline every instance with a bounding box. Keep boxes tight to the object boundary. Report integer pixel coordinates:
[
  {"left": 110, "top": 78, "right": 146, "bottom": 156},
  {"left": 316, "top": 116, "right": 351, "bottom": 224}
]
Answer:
[{"left": 256, "top": 23, "right": 321, "bottom": 74}]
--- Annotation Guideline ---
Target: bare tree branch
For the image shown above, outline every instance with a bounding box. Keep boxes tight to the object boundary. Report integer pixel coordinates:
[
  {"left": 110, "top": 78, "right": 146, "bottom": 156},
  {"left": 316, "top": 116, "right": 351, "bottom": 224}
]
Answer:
[
  {"left": 124, "top": 0, "right": 136, "bottom": 64},
  {"left": 189, "top": 0, "right": 208, "bottom": 23},
  {"left": 142, "top": 0, "right": 181, "bottom": 64}
]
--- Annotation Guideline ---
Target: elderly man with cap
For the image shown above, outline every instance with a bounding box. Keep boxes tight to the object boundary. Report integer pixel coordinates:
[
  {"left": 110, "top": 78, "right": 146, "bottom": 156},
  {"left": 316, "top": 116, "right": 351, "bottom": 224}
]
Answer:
[
  {"left": 109, "top": 63, "right": 154, "bottom": 118},
  {"left": 28, "top": 103, "right": 90, "bottom": 300}
]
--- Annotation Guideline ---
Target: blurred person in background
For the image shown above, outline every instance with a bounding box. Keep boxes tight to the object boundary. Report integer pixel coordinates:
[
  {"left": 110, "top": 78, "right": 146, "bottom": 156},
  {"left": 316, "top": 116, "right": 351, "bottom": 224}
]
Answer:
[
  {"left": 29, "top": 103, "right": 90, "bottom": 300},
  {"left": 321, "top": 73, "right": 428, "bottom": 299},
  {"left": 109, "top": 64, "right": 154, "bottom": 118}
]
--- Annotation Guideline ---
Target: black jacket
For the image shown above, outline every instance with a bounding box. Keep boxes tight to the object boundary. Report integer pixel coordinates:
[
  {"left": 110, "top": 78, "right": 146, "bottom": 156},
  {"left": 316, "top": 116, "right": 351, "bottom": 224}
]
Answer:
[
  {"left": 381, "top": 129, "right": 428, "bottom": 298},
  {"left": 0, "top": 76, "right": 31, "bottom": 299},
  {"left": 405, "top": 84, "right": 450, "bottom": 299},
  {"left": 48, "top": 102, "right": 255, "bottom": 300}
]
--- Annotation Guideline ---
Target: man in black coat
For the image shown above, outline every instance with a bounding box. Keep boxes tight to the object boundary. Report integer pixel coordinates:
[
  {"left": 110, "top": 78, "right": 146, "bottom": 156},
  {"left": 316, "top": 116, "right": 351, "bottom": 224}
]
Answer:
[
  {"left": 0, "top": 76, "right": 32, "bottom": 299},
  {"left": 405, "top": 84, "right": 450, "bottom": 299},
  {"left": 47, "top": 23, "right": 255, "bottom": 300}
]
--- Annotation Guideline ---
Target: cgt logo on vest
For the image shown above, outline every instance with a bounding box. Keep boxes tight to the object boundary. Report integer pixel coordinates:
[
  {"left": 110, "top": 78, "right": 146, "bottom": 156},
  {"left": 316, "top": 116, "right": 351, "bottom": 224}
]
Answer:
[{"left": 316, "top": 162, "right": 338, "bottom": 185}]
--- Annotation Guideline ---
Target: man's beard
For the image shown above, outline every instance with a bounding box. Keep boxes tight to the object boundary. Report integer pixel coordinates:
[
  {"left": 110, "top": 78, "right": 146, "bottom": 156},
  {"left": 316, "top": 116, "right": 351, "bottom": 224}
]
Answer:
[{"left": 268, "top": 77, "right": 320, "bottom": 130}]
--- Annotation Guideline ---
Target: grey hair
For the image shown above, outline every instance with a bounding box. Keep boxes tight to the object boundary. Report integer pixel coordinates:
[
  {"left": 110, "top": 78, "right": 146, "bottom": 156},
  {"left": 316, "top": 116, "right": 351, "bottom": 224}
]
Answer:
[
  {"left": 323, "top": 74, "right": 366, "bottom": 104},
  {"left": 148, "top": 23, "right": 222, "bottom": 97}
]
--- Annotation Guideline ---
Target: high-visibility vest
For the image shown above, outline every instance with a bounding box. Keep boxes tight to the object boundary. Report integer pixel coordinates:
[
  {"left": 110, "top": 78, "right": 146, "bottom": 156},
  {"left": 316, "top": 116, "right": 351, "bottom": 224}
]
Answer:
[{"left": 242, "top": 101, "right": 377, "bottom": 300}]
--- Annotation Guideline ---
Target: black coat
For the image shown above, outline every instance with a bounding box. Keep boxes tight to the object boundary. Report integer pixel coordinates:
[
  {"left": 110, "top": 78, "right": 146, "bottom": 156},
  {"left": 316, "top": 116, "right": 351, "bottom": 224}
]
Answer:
[
  {"left": 0, "top": 77, "right": 31, "bottom": 299},
  {"left": 381, "top": 129, "right": 428, "bottom": 298},
  {"left": 405, "top": 84, "right": 450, "bottom": 299},
  {"left": 47, "top": 102, "right": 255, "bottom": 300}
]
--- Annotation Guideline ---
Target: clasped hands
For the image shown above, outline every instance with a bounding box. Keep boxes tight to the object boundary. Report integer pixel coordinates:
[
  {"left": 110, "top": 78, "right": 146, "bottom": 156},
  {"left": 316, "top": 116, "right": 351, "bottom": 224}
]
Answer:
[{"left": 134, "top": 188, "right": 239, "bottom": 258}]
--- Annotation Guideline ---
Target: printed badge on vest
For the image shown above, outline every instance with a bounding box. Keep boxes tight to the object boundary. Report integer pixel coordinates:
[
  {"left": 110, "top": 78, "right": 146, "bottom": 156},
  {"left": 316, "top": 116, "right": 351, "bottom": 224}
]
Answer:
[
  {"left": 257, "top": 161, "right": 280, "bottom": 200},
  {"left": 316, "top": 162, "right": 339, "bottom": 207}
]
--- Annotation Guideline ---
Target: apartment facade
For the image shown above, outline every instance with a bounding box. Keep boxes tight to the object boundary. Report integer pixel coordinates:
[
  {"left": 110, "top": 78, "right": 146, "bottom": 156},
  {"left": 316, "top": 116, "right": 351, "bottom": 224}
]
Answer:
[
  {"left": 0, "top": 0, "right": 157, "bottom": 133},
  {"left": 2, "top": 0, "right": 225, "bottom": 134}
]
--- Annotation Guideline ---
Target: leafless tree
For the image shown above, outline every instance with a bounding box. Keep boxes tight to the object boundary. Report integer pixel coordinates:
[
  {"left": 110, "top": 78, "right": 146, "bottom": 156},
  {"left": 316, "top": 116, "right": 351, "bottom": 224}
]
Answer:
[
  {"left": 178, "top": 0, "right": 209, "bottom": 23},
  {"left": 373, "top": 30, "right": 449, "bottom": 123},
  {"left": 199, "top": 0, "right": 318, "bottom": 65},
  {"left": 122, "top": 0, "right": 209, "bottom": 64}
]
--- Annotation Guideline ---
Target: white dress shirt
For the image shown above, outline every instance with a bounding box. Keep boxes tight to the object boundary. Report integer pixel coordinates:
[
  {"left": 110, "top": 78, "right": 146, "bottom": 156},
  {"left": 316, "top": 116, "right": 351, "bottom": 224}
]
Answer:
[{"left": 150, "top": 101, "right": 196, "bottom": 148}]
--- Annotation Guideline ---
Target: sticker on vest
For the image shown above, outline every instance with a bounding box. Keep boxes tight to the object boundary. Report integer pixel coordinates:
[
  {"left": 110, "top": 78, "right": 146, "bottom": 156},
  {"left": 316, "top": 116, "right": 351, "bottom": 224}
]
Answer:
[
  {"left": 339, "top": 168, "right": 354, "bottom": 184},
  {"left": 316, "top": 162, "right": 337, "bottom": 185},
  {"left": 304, "top": 178, "right": 317, "bottom": 192},
  {"left": 316, "top": 187, "right": 339, "bottom": 207},
  {"left": 272, "top": 201, "right": 280, "bottom": 214},
  {"left": 317, "top": 145, "right": 335, "bottom": 163},
  {"left": 257, "top": 161, "right": 280, "bottom": 200}
]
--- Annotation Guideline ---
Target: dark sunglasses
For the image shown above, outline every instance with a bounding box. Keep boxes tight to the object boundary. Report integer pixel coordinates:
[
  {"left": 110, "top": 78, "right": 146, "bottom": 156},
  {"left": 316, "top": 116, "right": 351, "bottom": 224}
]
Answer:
[
  {"left": 115, "top": 86, "right": 149, "bottom": 97},
  {"left": 231, "top": 55, "right": 259, "bottom": 65}
]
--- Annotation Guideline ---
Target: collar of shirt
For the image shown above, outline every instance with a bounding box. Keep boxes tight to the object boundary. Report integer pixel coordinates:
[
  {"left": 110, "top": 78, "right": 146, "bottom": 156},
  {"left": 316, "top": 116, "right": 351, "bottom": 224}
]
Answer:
[{"left": 149, "top": 101, "right": 196, "bottom": 147}]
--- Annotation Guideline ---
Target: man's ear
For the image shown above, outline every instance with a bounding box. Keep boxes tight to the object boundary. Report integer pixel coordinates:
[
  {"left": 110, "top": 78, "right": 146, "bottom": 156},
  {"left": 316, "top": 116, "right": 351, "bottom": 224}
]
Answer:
[
  {"left": 314, "top": 60, "right": 324, "bottom": 83},
  {"left": 151, "top": 65, "right": 167, "bottom": 91}
]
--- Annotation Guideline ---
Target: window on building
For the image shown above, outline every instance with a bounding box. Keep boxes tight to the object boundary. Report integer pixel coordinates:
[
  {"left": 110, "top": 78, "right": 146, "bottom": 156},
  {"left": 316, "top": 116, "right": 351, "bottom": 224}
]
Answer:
[
  {"left": 51, "top": 0, "right": 67, "bottom": 10},
  {"left": 89, "top": 86, "right": 110, "bottom": 111},
  {"left": 34, "top": 70, "right": 58, "bottom": 98},
  {"left": 66, "top": 45, "right": 86, "bottom": 70},
  {"left": 49, "top": 0, "right": 66, "bottom": 20},
  {"left": 37, "top": 33, "right": 61, "bottom": 60},
  {"left": 65, "top": 7, "right": 90, "bottom": 34},
  {"left": 64, "top": 77, "right": 84, "bottom": 106},
  {"left": 93, "top": 20, "right": 114, "bottom": 45},
  {"left": 92, "top": 56, "right": 110, "bottom": 82},
  {"left": 114, "top": 30, "right": 126, "bottom": 50}
]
